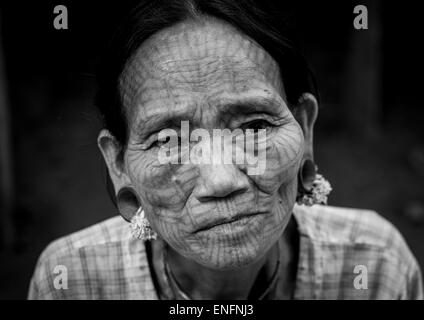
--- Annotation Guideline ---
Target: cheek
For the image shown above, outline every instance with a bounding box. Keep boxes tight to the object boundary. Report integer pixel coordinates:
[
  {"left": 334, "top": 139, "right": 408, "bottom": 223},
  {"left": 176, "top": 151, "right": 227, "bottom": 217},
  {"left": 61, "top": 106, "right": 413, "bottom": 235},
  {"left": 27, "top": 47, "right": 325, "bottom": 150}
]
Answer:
[
  {"left": 250, "top": 121, "right": 304, "bottom": 195},
  {"left": 125, "top": 148, "right": 197, "bottom": 223}
]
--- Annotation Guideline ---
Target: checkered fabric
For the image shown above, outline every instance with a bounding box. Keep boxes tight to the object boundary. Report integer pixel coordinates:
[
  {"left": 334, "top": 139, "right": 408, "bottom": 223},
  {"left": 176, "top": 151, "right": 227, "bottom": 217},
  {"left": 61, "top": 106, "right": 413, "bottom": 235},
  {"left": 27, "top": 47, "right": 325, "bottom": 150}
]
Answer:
[{"left": 28, "top": 205, "right": 423, "bottom": 299}]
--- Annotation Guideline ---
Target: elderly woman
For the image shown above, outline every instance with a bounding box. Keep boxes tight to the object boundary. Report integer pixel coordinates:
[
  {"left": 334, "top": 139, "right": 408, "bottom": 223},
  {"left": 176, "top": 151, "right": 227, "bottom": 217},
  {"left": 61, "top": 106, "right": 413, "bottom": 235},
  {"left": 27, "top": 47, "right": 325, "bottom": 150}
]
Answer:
[{"left": 28, "top": 0, "right": 422, "bottom": 300}]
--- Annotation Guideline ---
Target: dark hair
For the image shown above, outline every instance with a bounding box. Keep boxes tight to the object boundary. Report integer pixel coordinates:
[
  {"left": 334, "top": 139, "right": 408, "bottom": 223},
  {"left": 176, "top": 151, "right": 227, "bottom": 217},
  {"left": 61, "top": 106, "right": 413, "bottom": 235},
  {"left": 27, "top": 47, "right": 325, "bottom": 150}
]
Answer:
[{"left": 95, "top": 0, "right": 317, "bottom": 150}]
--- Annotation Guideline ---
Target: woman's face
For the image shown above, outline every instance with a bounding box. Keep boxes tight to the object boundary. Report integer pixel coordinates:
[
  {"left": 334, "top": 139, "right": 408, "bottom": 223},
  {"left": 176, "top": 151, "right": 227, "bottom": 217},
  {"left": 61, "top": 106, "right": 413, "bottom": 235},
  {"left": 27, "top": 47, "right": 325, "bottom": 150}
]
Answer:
[{"left": 119, "top": 18, "right": 305, "bottom": 270}]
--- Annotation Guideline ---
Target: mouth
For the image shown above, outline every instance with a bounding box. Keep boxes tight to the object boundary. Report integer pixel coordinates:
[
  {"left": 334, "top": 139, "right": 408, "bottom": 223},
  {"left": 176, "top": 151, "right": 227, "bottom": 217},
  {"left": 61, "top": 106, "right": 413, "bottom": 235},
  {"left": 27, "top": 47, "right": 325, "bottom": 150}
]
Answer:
[{"left": 194, "top": 212, "right": 265, "bottom": 234}]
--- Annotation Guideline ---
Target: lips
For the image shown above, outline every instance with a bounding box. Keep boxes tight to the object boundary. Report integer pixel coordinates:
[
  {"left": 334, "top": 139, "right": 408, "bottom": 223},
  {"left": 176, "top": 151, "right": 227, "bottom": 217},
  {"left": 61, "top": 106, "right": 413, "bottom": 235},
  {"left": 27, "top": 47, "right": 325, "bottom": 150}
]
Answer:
[{"left": 194, "top": 212, "right": 264, "bottom": 233}]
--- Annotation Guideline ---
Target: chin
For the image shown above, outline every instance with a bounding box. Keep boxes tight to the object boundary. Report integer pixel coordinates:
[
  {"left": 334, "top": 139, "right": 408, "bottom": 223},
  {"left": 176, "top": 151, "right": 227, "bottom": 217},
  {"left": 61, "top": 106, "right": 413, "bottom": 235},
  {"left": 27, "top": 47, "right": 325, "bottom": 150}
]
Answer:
[{"left": 191, "top": 232, "right": 281, "bottom": 271}]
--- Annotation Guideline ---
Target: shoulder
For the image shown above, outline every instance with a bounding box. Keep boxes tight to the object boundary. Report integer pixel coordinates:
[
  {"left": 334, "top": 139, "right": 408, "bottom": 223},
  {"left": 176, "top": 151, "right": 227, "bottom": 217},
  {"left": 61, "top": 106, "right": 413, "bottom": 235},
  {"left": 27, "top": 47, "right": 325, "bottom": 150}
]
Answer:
[
  {"left": 293, "top": 205, "right": 423, "bottom": 299},
  {"left": 37, "top": 215, "right": 129, "bottom": 260},
  {"left": 294, "top": 204, "right": 400, "bottom": 247},
  {"left": 28, "top": 216, "right": 153, "bottom": 299}
]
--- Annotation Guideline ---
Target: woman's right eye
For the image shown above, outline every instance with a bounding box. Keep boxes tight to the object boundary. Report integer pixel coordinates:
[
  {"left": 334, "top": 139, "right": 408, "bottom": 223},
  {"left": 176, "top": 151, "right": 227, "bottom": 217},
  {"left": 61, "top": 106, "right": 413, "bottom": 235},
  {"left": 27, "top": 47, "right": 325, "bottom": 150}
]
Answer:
[
  {"left": 153, "top": 136, "right": 171, "bottom": 147},
  {"left": 151, "top": 135, "right": 180, "bottom": 149}
]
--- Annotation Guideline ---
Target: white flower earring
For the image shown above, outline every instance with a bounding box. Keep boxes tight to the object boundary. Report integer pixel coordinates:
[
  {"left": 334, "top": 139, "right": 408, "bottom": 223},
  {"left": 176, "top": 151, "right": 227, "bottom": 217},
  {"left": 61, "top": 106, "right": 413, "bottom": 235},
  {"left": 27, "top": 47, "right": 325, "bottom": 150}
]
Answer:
[
  {"left": 117, "top": 187, "right": 157, "bottom": 241},
  {"left": 296, "top": 158, "right": 332, "bottom": 206},
  {"left": 130, "top": 207, "right": 157, "bottom": 241}
]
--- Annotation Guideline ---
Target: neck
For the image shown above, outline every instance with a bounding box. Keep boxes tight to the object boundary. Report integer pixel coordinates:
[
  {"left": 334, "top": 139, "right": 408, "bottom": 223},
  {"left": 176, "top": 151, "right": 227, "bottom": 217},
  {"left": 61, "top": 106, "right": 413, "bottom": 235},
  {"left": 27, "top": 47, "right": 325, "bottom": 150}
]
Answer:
[{"left": 166, "top": 243, "right": 278, "bottom": 300}]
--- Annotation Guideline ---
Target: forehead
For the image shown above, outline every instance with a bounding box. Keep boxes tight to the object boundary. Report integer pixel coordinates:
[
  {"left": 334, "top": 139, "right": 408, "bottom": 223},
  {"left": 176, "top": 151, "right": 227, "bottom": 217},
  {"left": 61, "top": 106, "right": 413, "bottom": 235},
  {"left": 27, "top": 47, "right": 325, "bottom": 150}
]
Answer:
[{"left": 119, "top": 17, "right": 284, "bottom": 124}]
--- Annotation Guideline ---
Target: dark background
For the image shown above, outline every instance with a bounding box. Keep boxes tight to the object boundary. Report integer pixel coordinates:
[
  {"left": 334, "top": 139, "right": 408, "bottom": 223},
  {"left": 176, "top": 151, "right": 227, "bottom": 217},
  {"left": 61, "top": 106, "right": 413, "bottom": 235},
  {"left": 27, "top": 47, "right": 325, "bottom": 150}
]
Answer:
[{"left": 0, "top": 0, "right": 423, "bottom": 299}]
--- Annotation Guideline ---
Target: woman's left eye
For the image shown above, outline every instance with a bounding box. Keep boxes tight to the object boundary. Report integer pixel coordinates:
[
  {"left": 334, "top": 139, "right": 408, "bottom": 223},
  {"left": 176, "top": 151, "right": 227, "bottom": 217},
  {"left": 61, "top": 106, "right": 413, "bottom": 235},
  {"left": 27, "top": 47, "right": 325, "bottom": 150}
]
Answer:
[{"left": 241, "top": 120, "right": 272, "bottom": 131}]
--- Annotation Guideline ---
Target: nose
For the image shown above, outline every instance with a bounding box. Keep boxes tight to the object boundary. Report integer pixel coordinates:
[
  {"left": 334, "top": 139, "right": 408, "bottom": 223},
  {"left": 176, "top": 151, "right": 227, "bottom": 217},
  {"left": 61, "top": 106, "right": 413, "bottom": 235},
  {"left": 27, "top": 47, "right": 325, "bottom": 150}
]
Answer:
[{"left": 193, "top": 164, "right": 249, "bottom": 202}]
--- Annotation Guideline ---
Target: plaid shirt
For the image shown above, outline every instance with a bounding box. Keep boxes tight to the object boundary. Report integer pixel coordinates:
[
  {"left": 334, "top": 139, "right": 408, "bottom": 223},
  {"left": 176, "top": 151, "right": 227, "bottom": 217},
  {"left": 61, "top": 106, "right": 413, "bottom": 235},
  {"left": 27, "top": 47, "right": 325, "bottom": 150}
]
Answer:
[{"left": 28, "top": 205, "right": 423, "bottom": 300}]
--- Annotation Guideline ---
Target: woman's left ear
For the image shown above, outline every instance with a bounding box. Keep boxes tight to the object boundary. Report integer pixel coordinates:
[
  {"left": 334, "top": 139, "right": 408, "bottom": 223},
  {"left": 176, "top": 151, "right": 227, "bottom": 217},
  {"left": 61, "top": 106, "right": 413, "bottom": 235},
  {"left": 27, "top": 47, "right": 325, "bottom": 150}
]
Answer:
[{"left": 292, "top": 93, "right": 319, "bottom": 159}]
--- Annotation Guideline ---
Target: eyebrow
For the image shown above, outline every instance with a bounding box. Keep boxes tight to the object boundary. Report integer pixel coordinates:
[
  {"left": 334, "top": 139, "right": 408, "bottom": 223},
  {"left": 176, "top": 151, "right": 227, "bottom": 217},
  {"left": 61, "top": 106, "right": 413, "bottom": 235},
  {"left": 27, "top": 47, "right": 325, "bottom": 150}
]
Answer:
[
  {"left": 135, "top": 114, "right": 188, "bottom": 139},
  {"left": 219, "top": 96, "right": 285, "bottom": 115}
]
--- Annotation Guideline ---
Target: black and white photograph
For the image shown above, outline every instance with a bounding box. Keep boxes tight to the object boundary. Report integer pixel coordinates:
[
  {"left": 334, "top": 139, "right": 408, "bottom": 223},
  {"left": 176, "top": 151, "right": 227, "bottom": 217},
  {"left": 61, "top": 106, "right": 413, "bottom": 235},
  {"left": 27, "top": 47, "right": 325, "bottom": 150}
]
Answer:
[{"left": 0, "top": 0, "right": 423, "bottom": 303}]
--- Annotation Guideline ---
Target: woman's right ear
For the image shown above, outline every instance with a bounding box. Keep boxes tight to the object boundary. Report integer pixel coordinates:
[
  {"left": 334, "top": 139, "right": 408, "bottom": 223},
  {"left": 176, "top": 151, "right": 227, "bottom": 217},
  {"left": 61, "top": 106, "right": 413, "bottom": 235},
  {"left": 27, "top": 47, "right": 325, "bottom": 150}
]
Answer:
[{"left": 97, "top": 129, "right": 131, "bottom": 194}]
